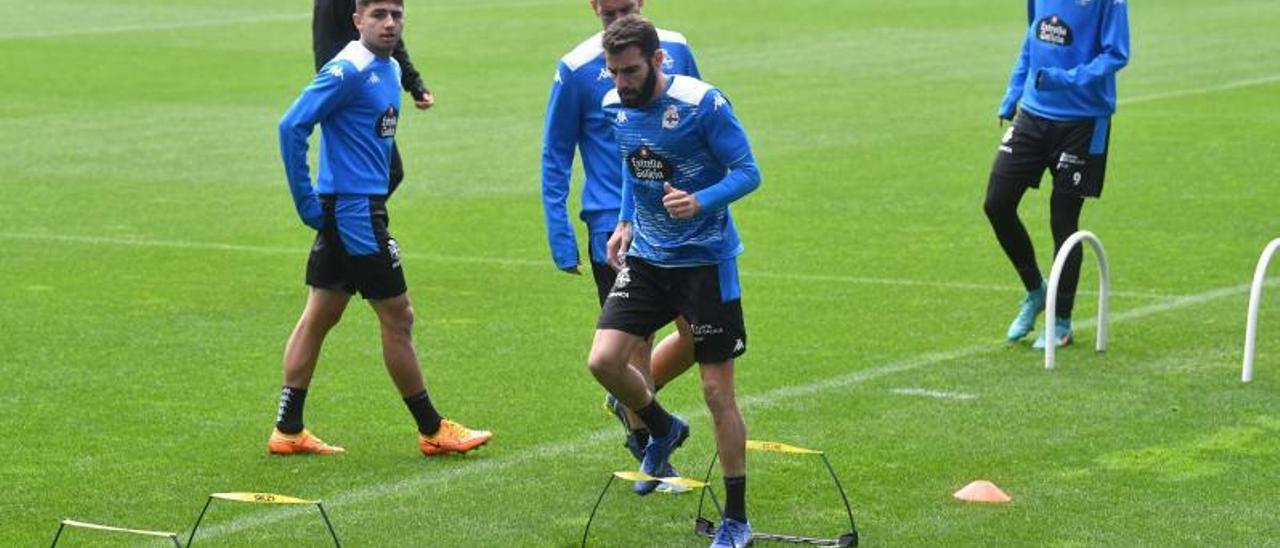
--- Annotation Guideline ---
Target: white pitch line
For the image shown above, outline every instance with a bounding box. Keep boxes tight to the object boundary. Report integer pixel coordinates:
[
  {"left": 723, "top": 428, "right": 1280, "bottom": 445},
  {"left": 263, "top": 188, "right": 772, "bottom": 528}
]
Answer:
[
  {"left": 891, "top": 388, "right": 978, "bottom": 401},
  {"left": 1122, "top": 75, "right": 1280, "bottom": 106},
  {"left": 193, "top": 277, "right": 1265, "bottom": 540},
  {"left": 0, "top": 232, "right": 1174, "bottom": 299}
]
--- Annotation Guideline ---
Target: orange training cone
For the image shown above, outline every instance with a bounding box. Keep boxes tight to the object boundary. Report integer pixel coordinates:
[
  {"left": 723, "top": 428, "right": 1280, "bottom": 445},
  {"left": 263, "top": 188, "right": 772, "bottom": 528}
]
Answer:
[{"left": 953, "top": 480, "right": 1011, "bottom": 503}]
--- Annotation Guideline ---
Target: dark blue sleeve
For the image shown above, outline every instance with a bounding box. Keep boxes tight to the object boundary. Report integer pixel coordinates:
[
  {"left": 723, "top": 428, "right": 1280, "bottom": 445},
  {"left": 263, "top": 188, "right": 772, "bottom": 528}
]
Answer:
[
  {"left": 278, "top": 62, "right": 356, "bottom": 230},
  {"left": 540, "top": 62, "right": 582, "bottom": 270},
  {"left": 1038, "top": 0, "right": 1130, "bottom": 90},
  {"left": 692, "top": 90, "right": 760, "bottom": 212}
]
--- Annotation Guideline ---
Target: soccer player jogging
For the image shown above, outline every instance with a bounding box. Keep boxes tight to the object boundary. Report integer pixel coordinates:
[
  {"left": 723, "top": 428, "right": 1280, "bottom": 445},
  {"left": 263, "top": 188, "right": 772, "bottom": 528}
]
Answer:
[
  {"left": 269, "top": 0, "right": 491, "bottom": 457},
  {"left": 541, "top": 0, "right": 703, "bottom": 480},
  {"left": 985, "top": 0, "right": 1129, "bottom": 348},
  {"left": 313, "top": 0, "right": 436, "bottom": 198},
  {"left": 590, "top": 15, "right": 760, "bottom": 547}
]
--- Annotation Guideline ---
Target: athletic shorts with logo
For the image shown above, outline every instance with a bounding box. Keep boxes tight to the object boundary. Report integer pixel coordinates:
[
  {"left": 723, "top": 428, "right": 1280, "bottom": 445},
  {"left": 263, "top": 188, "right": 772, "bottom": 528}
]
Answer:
[
  {"left": 306, "top": 194, "right": 406, "bottom": 300},
  {"left": 990, "top": 109, "right": 1111, "bottom": 198},
  {"left": 597, "top": 256, "right": 747, "bottom": 363}
]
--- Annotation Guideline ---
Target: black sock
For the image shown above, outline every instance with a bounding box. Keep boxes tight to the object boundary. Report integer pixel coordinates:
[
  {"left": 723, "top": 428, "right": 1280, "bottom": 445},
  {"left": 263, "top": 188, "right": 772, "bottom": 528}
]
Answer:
[
  {"left": 634, "top": 399, "right": 673, "bottom": 438},
  {"left": 275, "top": 386, "right": 307, "bottom": 435},
  {"left": 724, "top": 475, "right": 747, "bottom": 522},
  {"left": 404, "top": 391, "right": 443, "bottom": 436}
]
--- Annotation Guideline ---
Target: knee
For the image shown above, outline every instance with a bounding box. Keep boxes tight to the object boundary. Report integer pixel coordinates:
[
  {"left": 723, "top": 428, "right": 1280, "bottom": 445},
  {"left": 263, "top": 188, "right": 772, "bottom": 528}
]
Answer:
[
  {"left": 983, "top": 194, "right": 1012, "bottom": 221},
  {"left": 302, "top": 306, "right": 344, "bottom": 333},
  {"left": 701, "top": 377, "right": 734, "bottom": 410},
  {"left": 381, "top": 305, "right": 415, "bottom": 337},
  {"left": 587, "top": 347, "right": 626, "bottom": 378}
]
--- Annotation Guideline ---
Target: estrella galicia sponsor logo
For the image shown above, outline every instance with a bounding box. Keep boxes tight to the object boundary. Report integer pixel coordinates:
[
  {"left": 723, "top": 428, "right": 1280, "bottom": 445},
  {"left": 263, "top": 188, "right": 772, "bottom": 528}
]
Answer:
[
  {"left": 627, "top": 145, "right": 673, "bottom": 181},
  {"left": 376, "top": 106, "right": 398, "bottom": 138},
  {"left": 1037, "top": 15, "right": 1073, "bottom": 46},
  {"left": 1057, "top": 152, "right": 1086, "bottom": 174}
]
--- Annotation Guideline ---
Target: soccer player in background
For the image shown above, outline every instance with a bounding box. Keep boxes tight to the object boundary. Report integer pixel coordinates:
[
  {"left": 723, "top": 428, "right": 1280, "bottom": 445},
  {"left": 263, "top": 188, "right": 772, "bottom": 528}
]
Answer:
[
  {"left": 984, "top": 0, "right": 1129, "bottom": 348},
  {"left": 314, "top": 0, "right": 435, "bottom": 198},
  {"left": 540, "top": 0, "right": 703, "bottom": 481},
  {"left": 589, "top": 15, "right": 760, "bottom": 547},
  {"left": 270, "top": 0, "right": 491, "bottom": 457}
]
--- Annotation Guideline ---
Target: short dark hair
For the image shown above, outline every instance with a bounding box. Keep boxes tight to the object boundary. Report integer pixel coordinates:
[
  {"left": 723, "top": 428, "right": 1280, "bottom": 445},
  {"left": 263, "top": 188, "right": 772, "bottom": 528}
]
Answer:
[
  {"left": 602, "top": 14, "right": 660, "bottom": 58},
  {"left": 356, "top": 0, "right": 403, "bottom": 9}
]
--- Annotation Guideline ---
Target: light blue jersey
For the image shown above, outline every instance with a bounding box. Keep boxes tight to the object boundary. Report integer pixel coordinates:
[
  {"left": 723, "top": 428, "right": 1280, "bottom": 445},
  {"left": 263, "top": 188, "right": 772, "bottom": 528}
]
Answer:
[
  {"left": 604, "top": 75, "right": 761, "bottom": 267},
  {"left": 280, "top": 41, "right": 402, "bottom": 229},
  {"left": 999, "top": 0, "right": 1130, "bottom": 121},
  {"left": 541, "top": 29, "right": 700, "bottom": 270}
]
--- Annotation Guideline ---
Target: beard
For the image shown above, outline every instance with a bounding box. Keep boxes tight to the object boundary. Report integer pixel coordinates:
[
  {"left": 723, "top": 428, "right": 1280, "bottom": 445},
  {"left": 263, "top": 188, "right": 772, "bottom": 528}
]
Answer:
[{"left": 620, "top": 64, "right": 659, "bottom": 107}]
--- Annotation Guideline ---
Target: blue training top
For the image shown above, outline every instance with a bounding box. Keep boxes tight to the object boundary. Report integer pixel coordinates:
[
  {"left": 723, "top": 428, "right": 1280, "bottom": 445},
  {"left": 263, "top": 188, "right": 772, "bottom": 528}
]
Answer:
[
  {"left": 541, "top": 29, "right": 700, "bottom": 270},
  {"left": 279, "top": 41, "right": 402, "bottom": 229},
  {"left": 999, "top": 0, "right": 1130, "bottom": 121},
  {"left": 603, "top": 75, "right": 761, "bottom": 267}
]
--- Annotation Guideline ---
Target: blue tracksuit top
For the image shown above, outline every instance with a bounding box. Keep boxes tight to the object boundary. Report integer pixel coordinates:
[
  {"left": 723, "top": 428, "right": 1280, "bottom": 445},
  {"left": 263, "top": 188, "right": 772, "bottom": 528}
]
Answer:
[
  {"left": 279, "top": 41, "right": 402, "bottom": 229},
  {"left": 999, "top": 0, "right": 1130, "bottom": 121},
  {"left": 541, "top": 29, "right": 700, "bottom": 270},
  {"left": 603, "top": 75, "right": 761, "bottom": 267}
]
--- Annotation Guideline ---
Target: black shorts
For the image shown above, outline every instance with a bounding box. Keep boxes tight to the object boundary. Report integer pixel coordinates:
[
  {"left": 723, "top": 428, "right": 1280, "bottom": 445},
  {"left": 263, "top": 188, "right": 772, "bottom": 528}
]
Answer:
[
  {"left": 597, "top": 256, "right": 747, "bottom": 363},
  {"left": 305, "top": 195, "right": 406, "bottom": 300},
  {"left": 990, "top": 109, "right": 1111, "bottom": 198}
]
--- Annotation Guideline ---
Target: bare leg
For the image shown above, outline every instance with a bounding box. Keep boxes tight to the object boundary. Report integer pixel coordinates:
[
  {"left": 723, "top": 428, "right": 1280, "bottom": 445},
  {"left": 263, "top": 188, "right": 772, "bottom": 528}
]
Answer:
[
  {"left": 368, "top": 293, "right": 426, "bottom": 397},
  {"left": 651, "top": 317, "right": 696, "bottom": 388},
  {"left": 589, "top": 329, "right": 653, "bottom": 411},
  {"left": 282, "top": 287, "right": 352, "bottom": 388},
  {"left": 700, "top": 359, "right": 746, "bottom": 477}
]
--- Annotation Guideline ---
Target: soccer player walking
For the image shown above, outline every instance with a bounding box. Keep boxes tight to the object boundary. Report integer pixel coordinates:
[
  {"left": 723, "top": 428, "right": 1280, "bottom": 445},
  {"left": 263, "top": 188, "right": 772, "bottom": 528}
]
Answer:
[
  {"left": 985, "top": 0, "right": 1129, "bottom": 348},
  {"left": 313, "top": 0, "right": 435, "bottom": 198},
  {"left": 589, "top": 15, "right": 760, "bottom": 547},
  {"left": 541, "top": 0, "right": 703, "bottom": 481},
  {"left": 269, "top": 0, "right": 491, "bottom": 457}
]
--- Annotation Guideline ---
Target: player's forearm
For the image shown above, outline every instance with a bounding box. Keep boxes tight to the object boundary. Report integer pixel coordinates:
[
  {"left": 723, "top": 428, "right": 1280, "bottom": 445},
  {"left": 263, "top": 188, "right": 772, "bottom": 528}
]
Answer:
[
  {"left": 694, "top": 156, "right": 761, "bottom": 212},
  {"left": 999, "top": 33, "right": 1033, "bottom": 117},
  {"left": 392, "top": 40, "right": 430, "bottom": 98},
  {"left": 278, "top": 118, "right": 323, "bottom": 228},
  {"left": 541, "top": 168, "right": 579, "bottom": 268}
]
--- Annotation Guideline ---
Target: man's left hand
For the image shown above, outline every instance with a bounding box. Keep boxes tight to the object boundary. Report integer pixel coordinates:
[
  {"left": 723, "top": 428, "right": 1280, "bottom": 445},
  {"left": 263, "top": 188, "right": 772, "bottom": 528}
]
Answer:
[
  {"left": 414, "top": 92, "right": 435, "bottom": 110},
  {"left": 662, "top": 183, "right": 700, "bottom": 219}
]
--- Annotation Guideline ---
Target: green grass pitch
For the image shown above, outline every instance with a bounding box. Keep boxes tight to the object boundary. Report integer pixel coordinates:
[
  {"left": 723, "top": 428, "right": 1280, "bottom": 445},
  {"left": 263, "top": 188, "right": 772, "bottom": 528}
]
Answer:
[{"left": 2, "top": 0, "right": 1280, "bottom": 545}]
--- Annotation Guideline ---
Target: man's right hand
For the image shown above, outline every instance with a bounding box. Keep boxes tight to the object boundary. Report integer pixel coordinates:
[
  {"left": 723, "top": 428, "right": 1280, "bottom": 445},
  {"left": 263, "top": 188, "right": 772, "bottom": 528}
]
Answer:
[{"left": 606, "top": 223, "right": 633, "bottom": 271}]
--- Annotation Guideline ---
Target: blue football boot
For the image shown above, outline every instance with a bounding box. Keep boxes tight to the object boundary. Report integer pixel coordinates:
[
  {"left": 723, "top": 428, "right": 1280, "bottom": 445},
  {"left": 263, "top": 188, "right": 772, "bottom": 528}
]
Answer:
[
  {"left": 710, "top": 518, "right": 753, "bottom": 548},
  {"left": 634, "top": 415, "right": 689, "bottom": 496},
  {"left": 1033, "top": 316, "right": 1074, "bottom": 349},
  {"left": 1007, "top": 282, "right": 1046, "bottom": 342}
]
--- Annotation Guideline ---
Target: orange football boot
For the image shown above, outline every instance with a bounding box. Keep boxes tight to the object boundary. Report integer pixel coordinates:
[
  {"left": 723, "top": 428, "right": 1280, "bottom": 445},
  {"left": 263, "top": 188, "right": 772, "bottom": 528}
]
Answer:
[
  {"left": 418, "top": 419, "right": 492, "bottom": 456},
  {"left": 268, "top": 428, "right": 345, "bottom": 455}
]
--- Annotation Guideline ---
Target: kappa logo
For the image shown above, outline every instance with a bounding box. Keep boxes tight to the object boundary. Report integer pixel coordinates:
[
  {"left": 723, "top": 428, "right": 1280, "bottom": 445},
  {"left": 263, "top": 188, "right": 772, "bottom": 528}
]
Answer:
[
  {"left": 662, "top": 105, "right": 680, "bottom": 129},
  {"left": 615, "top": 110, "right": 628, "bottom": 124},
  {"left": 367, "top": 73, "right": 381, "bottom": 85},
  {"left": 712, "top": 93, "right": 727, "bottom": 111},
  {"left": 733, "top": 339, "right": 745, "bottom": 353},
  {"left": 1037, "top": 15, "right": 1073, "bottom": 46},
  {"left": 553, "top": 69, "right": 562, "bottom": 84},
  {"left": 662, "top": 53, "right": 674, "bottom": 70},
  {"left": 328, "top": 66, "right": 345, "bottom": 80},
  {"left": 598, "top": 67, "right": 612, "bottom": 81}
]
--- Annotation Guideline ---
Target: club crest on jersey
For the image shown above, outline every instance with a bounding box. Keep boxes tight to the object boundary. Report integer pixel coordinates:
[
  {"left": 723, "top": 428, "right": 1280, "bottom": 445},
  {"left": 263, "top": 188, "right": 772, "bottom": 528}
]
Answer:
[
  {"left": 662, "top": 105, "right": 680, "bottom": 130},
  {"left": 628, "top": 145, "right": 673, "bottom": 182},
  {"left": 1037, "top": 15, "right": 1073, "bottom": 46},
  {"left": 376, "top": 106, "right": 398, "bottom": 138}
]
